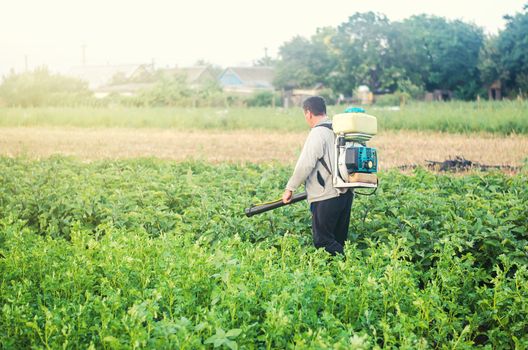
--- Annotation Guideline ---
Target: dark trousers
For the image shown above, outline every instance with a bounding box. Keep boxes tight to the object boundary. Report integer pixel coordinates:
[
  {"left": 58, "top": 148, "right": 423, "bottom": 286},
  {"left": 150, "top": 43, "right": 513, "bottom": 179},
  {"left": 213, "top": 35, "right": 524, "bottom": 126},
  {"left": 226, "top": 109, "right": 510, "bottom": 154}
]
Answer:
[{"left": 310, "top": 191, "right": 354, "bottom": 255}]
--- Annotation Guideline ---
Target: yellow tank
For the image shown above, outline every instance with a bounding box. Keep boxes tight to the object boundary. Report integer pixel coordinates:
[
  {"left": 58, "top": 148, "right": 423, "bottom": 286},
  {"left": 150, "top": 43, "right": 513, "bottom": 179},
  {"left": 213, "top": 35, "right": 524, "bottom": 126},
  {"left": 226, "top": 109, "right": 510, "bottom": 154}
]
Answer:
[{"left": 332, "top": 113, "right": 378, "bottom": 135}]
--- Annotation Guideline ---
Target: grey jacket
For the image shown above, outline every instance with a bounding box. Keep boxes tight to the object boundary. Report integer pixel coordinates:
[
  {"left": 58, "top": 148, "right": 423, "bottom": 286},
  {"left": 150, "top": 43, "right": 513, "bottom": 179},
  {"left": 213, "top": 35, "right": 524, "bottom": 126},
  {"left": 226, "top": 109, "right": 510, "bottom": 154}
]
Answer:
[{"left": 286, "top": 118, "right": 346, "bottom": 204}]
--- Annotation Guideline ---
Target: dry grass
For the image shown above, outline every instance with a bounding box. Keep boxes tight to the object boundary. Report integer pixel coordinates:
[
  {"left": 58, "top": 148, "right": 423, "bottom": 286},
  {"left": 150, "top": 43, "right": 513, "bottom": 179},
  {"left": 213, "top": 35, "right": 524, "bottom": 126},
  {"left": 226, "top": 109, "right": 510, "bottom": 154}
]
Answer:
[{"left": 1, "top": 127, "right": 527, "bottom": 169}]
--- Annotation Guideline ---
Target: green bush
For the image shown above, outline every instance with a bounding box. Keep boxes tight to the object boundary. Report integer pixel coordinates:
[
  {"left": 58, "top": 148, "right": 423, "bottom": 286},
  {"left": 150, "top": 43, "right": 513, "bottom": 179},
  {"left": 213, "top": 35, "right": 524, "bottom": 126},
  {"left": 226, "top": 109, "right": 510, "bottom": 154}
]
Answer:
[
  {"left": 246, "top": 91, "right": 282, "bottom": 107},
  {"left": 0, "top": 67, "right": 92, "bottom": 107},
  {"left": 374, "top": 93, "right": 401, "bottom": 106}
]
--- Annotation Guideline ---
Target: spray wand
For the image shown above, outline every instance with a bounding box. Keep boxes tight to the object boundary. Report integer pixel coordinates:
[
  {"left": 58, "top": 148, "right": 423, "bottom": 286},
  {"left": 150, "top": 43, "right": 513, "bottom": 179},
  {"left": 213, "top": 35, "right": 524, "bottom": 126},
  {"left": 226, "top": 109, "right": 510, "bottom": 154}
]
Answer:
[{"left": 244, "top": 192, "right": 307, "bottom": 217}]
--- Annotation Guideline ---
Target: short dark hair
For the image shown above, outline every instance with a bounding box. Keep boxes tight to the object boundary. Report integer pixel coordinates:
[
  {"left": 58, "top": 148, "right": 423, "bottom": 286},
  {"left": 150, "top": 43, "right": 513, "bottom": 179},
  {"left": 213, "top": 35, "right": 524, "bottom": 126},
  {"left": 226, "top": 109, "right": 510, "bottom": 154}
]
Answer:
[{"left": 302, "top": 96, "right": 326, "bottom": 116}]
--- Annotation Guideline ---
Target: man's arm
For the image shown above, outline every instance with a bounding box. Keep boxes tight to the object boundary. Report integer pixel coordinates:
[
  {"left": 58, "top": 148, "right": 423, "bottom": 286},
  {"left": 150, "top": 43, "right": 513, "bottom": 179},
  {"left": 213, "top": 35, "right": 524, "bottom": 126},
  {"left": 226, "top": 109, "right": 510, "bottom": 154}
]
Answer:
[{"left": 283, "top": 130, "right": 324, "bottom": 202}]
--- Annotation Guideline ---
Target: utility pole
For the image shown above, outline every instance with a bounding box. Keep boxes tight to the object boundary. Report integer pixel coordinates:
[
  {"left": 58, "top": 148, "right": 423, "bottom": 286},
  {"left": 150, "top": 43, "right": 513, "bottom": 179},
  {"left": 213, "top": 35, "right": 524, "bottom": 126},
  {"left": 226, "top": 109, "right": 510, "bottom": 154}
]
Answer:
[
  {"left": 24, "top": 55, "right": 28, "bottom": 72},
  {"left": 263, "top": 48, "right": 270, "bottom": 66}
]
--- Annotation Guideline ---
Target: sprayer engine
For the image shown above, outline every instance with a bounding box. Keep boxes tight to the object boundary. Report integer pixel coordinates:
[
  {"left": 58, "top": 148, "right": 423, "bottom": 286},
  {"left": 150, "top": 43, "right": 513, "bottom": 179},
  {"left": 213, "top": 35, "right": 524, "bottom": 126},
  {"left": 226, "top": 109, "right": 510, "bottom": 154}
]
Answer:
[{"left": 333, "top": 108, "right": 378, "bottom": 189}]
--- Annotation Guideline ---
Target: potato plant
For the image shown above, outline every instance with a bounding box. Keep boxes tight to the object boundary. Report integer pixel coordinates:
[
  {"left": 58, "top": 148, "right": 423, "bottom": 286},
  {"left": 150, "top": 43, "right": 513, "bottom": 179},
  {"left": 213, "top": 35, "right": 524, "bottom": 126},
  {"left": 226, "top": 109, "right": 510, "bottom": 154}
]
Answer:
[{"left": 0, "top": 157, "right": 527, "bottom": 349}]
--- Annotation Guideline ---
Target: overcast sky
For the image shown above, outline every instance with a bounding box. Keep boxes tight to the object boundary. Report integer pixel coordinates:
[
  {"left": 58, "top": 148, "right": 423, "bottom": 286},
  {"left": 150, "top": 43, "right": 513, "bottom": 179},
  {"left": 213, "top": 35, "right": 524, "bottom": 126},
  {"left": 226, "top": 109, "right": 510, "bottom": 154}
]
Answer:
[{"left": 1, "top": 0, "right": 526, "bottom": 76}]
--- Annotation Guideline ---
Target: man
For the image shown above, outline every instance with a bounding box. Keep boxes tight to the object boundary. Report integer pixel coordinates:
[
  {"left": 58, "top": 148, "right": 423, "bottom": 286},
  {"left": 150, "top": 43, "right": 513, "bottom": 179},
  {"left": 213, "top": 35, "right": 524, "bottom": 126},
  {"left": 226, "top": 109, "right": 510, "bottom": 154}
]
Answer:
[{"left": 282, "top": 96, "right": 353, "bottom": 255}]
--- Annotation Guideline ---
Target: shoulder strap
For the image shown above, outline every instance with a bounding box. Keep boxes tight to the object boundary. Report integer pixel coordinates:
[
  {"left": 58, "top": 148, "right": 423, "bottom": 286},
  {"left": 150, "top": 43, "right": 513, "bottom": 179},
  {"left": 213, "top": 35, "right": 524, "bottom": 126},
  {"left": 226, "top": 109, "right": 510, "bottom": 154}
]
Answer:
[
  {"left": 314, "top": 123, "right": 333, "bottom": 174},
  {"left": 319, "top": 156, "right": 332, "bottom": 175},
  {"left": 315, "top": 123, "right": 333, "bottom": 131}
]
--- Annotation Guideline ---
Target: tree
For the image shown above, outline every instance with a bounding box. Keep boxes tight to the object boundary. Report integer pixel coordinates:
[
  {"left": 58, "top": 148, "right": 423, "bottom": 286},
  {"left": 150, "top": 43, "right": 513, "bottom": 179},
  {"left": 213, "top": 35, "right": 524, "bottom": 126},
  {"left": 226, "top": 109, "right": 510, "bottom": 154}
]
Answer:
[
  {"left": 272, "top": 11, "right": 486, "bottom": 100},
  {"left": 399, "top": 15, "right": 485, "bottom": 99},
  {"left": 273, "top": 27, "right": 338, "bottom": 90},
  {"left": 385, "top": 21, "right": 429, "bottom": 92},
  {"left": 479, "top": 35, "right": 505, "bottom": 87},
  {"left": 331, "top": 12, "right": 403, "bottom": 95},
  {"left": 496, "top": 4, "right": 528, "bottom": 95}
]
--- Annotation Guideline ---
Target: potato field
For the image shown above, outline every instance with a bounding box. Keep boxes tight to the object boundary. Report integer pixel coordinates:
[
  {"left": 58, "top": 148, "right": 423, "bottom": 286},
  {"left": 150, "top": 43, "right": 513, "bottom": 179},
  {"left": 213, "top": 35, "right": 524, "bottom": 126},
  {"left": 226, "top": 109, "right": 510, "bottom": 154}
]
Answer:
[
  {"left": 0, "top": 157, "right": 527, "bottom": 349},
  {"left": 2, "top": 0, "right": 528, "bottom": 347}
]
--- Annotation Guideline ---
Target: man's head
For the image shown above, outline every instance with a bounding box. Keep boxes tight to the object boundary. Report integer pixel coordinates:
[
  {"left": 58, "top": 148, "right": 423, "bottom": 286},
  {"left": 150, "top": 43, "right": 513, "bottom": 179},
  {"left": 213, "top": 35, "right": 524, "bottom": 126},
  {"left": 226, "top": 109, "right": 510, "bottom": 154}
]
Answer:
[{"left": 302, "top": 96, "right": 327, "bottom": 127}]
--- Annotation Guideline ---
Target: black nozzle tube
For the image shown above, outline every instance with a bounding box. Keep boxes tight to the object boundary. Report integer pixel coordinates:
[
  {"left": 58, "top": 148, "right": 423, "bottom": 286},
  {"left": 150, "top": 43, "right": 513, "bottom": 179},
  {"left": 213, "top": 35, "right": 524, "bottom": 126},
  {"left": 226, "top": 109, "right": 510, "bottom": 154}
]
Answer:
[{"left": 245, "top": 192, "right": 307, "bottom": 217}]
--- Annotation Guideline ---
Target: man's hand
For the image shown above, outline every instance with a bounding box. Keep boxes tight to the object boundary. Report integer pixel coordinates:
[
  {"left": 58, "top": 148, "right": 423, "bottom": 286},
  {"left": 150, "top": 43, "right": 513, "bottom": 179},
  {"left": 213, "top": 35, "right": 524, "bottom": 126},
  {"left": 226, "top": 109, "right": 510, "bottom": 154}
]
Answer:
[{"left": 282, "top": 189, "right": 293, "bottom": 204}]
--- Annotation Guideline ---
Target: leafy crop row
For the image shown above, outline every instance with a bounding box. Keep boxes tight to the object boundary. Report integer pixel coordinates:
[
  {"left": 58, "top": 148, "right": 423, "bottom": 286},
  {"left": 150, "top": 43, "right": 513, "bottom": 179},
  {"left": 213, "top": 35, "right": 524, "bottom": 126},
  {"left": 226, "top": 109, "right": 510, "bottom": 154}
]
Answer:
[{"left": 0, "top": 157, "right": 526, "bottom": 348}]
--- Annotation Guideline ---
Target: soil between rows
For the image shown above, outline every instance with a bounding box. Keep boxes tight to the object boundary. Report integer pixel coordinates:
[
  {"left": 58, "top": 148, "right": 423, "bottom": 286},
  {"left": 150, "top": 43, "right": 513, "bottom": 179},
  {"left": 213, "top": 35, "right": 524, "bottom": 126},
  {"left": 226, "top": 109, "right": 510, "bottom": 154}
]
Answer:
[{"left": 1, "top": 127, "right": 527, "bottom": 169}]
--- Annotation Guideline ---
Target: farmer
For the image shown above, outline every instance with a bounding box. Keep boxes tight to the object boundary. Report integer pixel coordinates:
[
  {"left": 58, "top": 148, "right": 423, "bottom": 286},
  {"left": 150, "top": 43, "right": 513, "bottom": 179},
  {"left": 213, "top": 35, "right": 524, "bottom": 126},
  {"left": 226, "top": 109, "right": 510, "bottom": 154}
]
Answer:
[{"left": 282, "top": 96, "right": 353, "bottom": 255}]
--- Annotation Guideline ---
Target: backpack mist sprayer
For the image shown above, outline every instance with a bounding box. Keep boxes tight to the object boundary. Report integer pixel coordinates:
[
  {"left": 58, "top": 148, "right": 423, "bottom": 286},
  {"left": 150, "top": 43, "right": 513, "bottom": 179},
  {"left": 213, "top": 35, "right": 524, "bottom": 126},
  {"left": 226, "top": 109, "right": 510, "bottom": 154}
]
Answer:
[{"left": 245, "top": 108, "right": 378, "bottom": 217}]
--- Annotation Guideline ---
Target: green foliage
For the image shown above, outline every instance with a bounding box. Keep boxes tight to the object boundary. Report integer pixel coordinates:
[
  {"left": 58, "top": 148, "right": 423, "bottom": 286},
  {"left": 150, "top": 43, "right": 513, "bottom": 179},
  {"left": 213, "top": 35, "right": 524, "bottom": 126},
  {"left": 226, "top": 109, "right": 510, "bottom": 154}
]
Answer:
[
  {"left": 274, "top": 27, "right": 338, "bottom": 90},
  {"left": 137, "top": 75, "right": 193, "bottom": 106},
  {"left": 246, "top": 91, "right": 281, "bottom": 107},
  {"left": 0, "top": 66, "right": 262, "bottom": 109},
  {"left": 0, "top": 158, "right": 527, "bottom": 348},
  {"left": 333, "top": 12, "right": 399, "bottom": 94},
  {"left": 479, "top": 35, "right": 505, "bottom": 87},
  {"left": 116, "top": 74, "right": 227, "bottom": 108},
  {"left": 400, "top": 15, "right": 485, "bottom": 99},
  {"left": 0, "top": 67, "right": 92, "bottom": 107},
  {"left": 374, "top": 100, "right": 528, "bottom": 134},
  {"left": 1, "top": 100, "right": 527, "bottom": 134},
  {"left": 396, "top": 79, "right": 425, "bottom": 99},
  {"left": 274, "top": 12, "right": 487, "bottom": 99},
  {"left": 496, "top": 6, "right": 528, "bottom": 95},
  {"left": 317, "top": 88, "right": 338, "bottom": 105},
  {"left": 0, "top": 158, "right": 528, "bottom": 349},
  {"left": 374, "top": 94, "right": 401, "bottom": 107}
]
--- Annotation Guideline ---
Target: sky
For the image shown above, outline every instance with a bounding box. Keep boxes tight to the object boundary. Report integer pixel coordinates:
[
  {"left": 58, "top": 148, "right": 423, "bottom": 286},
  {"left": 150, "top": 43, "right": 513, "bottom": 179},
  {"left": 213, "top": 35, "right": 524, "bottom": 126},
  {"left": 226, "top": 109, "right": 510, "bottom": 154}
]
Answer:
[{"left": 1, "top": 0, "right": 526, "bottom": 77}]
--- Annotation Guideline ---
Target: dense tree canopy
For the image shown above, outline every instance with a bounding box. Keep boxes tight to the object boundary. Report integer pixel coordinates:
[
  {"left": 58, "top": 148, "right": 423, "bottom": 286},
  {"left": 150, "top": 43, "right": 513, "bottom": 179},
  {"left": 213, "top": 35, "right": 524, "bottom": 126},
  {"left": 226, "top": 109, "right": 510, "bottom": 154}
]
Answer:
[
  {"left": 274, "top": 27, "right": 338, "bottom": 89},
  {"left": 496, "top": 4, "right": 528, "bottom": 95},
  {"left": 331, "top": 12, "right": 401, "bottom": 94},
  {"left": 273, "top": 7, "right": 527, "bottom": 100},
  {"left": 400, "top": 15, "right": 484, "bottom": 99}
]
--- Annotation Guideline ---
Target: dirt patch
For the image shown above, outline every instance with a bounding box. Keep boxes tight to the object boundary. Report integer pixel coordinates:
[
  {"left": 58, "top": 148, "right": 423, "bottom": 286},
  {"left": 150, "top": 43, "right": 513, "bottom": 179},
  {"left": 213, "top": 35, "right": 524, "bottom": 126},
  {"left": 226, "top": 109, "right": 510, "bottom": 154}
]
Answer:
[{"left": 1, "top": 127, "right": 527, "bottom": 169}]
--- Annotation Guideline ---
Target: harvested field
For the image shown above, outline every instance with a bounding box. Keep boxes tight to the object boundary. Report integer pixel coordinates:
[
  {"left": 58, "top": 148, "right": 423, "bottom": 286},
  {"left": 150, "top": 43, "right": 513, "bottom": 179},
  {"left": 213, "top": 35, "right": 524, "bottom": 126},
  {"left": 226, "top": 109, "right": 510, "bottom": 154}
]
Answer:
[{"left": 1, "top": 127, "right": 527, "bottom": 169}]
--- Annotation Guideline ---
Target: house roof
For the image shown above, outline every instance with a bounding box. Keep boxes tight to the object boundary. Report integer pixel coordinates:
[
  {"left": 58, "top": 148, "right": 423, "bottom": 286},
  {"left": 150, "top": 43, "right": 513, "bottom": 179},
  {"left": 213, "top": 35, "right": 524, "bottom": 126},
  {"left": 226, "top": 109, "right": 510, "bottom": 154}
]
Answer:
[
  {"left": 221, "top": 67, "right": 275, "bottom": 88},
  {"left": 68, "top": 64, "right": 147, "bottom": 89},
  {"left": 95, "top": 82, "right": 155, "bottom": 93},
  {"left": 163, "top": 66, "right": 214, "bottom": 84}
]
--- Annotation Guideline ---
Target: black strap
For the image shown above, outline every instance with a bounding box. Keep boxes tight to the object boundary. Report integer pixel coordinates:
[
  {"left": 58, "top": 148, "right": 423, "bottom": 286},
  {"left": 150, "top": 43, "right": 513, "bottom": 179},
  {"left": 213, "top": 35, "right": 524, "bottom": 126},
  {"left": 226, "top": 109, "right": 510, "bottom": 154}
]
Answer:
[
  {"left": 315, "top": 123, "right": 333, "bottom": 131},
  {"left": 315, "top": 123, "right": 333, "bottom": 175},
  {"left": 319, "top": 157, "right": 331, "bottom": 174}
]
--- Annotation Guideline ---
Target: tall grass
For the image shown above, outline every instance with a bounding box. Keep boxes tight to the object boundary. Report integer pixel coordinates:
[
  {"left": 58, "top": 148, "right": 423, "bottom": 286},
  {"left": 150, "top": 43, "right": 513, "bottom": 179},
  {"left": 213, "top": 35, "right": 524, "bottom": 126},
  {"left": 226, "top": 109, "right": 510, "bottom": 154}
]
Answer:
[
  {"left": 0, "top": 100, "right": 526, "bottom": 134},
  {"left": 376, "top": 100, "right": 528, "bottom": 134}
]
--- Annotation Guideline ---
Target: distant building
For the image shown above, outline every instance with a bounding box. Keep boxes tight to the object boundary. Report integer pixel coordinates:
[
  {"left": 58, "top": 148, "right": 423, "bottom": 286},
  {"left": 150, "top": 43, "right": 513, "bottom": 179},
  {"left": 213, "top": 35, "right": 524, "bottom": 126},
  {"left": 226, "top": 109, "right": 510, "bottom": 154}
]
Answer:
[
  {"left": 218, "top": 67, "right": 275, "bottom": 94},
  {"left": 488, "top": 80, "right": 502, "bottom": 100},
  {"left": 161, "top": 66, "right": 217, "bottom": 88},
  {"left": 68, "top": 64, "right": 153, "bottom": 90},
  {"left": 93, "top": 83, "right": 155, "bottom": 99},
  {"left": 283, "top": 83, "right": 326, "bottom": 108},
  {"left": 424, "top": 89, "right": 453, "bottom": 102}
]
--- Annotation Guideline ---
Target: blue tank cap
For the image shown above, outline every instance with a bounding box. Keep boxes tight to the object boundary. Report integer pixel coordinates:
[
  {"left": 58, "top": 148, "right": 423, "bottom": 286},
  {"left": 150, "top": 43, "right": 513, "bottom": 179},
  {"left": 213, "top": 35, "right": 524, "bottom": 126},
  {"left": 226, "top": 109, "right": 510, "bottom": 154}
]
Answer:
[{"left": 344, "top": 107, "right": 365, "bottom": 113}]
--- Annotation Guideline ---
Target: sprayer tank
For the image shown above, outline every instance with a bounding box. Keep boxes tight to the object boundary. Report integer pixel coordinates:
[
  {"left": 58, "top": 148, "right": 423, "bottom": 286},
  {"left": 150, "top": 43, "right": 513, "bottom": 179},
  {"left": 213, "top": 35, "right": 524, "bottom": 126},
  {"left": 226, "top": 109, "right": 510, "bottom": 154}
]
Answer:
[{"left": 332, "top": 113, "right": 378, "bottom": 135}]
